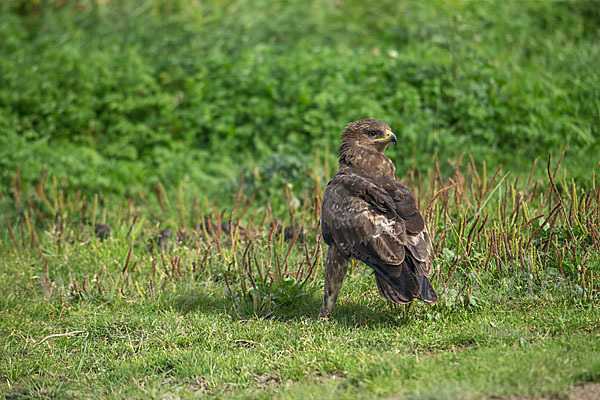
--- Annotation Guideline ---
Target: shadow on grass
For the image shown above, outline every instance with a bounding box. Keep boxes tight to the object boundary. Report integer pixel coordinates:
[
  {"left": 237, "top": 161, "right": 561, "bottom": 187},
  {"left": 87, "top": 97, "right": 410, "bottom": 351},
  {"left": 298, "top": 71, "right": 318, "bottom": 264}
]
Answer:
[
  {"left": 170, "top": 287, "right": 231, "bottom": 315},
  {"left": 170, "top": 285, "right": 417, "bottom": 330}
]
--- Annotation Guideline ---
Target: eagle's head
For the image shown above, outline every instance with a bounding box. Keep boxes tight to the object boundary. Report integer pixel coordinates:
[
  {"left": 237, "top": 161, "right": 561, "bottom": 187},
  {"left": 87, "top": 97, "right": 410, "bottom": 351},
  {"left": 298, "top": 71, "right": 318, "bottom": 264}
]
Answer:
[{"left": 340, "top": 119, "right": 397, "bottom": 153}]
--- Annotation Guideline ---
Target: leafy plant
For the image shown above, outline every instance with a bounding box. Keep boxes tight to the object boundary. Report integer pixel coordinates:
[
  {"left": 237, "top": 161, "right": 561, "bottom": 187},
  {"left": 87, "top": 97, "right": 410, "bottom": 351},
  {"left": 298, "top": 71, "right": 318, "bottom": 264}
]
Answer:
[{"left": 1, "top": 0, "right": 598, "bottom": 199}]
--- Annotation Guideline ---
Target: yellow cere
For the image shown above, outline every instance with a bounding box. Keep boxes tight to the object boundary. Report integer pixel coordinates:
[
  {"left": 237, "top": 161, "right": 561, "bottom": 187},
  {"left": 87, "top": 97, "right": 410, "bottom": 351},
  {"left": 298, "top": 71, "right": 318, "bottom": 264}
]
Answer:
[{"left": 374, "top": 129, "right": 394, "bottom": 142}]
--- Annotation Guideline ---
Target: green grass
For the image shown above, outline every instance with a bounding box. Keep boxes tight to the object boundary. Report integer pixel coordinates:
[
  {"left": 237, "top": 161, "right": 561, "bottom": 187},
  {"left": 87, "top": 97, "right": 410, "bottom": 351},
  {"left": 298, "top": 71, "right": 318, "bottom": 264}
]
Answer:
[
  {"left": 1, "top": 155, "right": 599, "bottom": 399},
  {"left": 1, "top": 0, "right": 599, "bottom": 199},
  {"left": 1, "top": 1, "right": 600, "bottom": 398},
  {"left": 2, "top": 289, "right": 598, "bottom": 399}
]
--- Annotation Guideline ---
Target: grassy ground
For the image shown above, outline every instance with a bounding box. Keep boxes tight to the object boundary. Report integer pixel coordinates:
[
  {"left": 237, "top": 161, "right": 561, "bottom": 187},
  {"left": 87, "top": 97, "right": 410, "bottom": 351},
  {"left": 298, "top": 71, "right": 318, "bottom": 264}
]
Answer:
[
  {"left": 1, "top": 1, "right": 600, "bottom": 398},
  {"left": 1, "top": 0, "right": 599, "bottom": 199},
  {"left": 2, "top": 285, "right": 598, "bottom": 399},
  {"left": 1, "top": 156, "right": 599, "bottom": 399}
]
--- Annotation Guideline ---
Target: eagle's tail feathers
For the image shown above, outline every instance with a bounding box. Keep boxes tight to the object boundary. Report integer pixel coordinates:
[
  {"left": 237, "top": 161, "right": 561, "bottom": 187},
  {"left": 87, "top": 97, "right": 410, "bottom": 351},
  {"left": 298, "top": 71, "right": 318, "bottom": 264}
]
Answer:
[
  {"left": 366, "top": 255, "right": 438, "bottom": 304},
  {"left": 416, "top": 274, "right": 438, "bottom": 303},
  {"left": 405, "top": 253, "right": 438, "bottom": 303},
  {"left": 375, "top": 275, "right": 411, "bottom": 303},
  {"left": 365, "top": 260, "right": 418, "bottom": 303}
]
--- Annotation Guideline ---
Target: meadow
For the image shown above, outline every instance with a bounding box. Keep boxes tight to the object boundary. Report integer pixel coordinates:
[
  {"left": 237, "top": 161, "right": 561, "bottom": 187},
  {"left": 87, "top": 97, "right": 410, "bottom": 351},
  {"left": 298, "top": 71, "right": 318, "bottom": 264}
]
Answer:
[{"left": 1, "top": 1, "right": 599, "bottom": 399}]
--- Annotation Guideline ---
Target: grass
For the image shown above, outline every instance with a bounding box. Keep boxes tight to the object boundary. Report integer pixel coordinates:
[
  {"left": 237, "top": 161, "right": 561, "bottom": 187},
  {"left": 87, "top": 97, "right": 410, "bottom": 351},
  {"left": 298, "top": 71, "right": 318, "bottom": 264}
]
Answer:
[
  {"left": 1, "top": 1, "right": 599, "bottom": 398},
  {"left": 3, "top": 294, "right": 598, "bottom": 399},
  {"left": 1, "top": 0, "right": 599, "bottom": 198},
  {"left": 1, "top": 154, "right": 599, "bottom": 399}
]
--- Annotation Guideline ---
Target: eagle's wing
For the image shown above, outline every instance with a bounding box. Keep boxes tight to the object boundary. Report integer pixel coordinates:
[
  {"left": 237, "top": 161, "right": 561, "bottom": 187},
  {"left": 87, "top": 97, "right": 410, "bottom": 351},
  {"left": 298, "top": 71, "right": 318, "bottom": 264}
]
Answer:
[
  {"left": 322, "top": 173, "right": 406, "bottom": 265},
  {"left": 379, "top": 178, "right": 433, "bottom": 276},
  {"left": 321, "top": 172, "right": 436, "bottom": 303}
]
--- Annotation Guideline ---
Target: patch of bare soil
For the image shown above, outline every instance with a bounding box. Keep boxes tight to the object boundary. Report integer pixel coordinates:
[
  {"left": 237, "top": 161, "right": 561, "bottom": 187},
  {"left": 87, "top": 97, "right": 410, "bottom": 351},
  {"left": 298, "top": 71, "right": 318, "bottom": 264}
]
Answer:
[
  {"left": 315, "top": 371, "right": 346, "bottom": 383},
  {"left": 187, "top": 376, "right": 209, "bottom": 392},
  {"left": 494, "top": 395, "right": 555, "bottom": 400},
  {"left": 494, "top": 382, "right": 600, "bottom": 400},
  {"left": 255, "top": 373, "right": 281, "bottom": 389},
  {"left": 568, "top": 382, "right": 600, "bottom": 400}
]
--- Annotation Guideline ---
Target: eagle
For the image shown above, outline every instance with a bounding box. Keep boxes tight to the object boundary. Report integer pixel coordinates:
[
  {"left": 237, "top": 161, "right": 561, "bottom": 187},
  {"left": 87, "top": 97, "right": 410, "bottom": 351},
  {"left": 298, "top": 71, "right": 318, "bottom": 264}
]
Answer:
[{"left": 319, "top": 119, "right": 437, "bottom": 318}]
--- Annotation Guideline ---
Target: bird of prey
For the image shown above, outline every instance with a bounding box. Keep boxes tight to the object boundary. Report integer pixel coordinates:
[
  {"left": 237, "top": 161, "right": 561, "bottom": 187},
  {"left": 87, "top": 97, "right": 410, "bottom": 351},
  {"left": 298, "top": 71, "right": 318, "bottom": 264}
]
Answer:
[{"left": 319, "top": 119, "right": 437, "bottom": 318}]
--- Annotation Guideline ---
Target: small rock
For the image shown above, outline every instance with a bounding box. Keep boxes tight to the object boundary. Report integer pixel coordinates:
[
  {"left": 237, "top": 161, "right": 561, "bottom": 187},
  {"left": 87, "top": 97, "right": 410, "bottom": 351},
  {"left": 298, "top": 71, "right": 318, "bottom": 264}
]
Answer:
[
  {"left": 94, "top": 224, "right": 112, "bottom": 241},
  {"left": 148, "top": 229, "right": 174, "bottom": 253},
  {"left": 272, "top": 222, "right": 304, "bottom": 242}
]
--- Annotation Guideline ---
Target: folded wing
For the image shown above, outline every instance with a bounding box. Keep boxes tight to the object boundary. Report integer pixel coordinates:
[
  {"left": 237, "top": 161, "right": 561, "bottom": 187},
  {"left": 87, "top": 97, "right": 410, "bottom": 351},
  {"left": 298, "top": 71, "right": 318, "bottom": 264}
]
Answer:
[{"left": 321, "top": 172, "right": 437, "bottom": 303}]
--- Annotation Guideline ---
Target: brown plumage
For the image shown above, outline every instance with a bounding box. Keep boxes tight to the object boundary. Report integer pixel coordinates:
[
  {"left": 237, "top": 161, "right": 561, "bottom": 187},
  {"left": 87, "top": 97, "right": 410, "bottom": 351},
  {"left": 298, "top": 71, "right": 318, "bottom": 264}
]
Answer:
[{"left": 319, "top": 119, "right": 437, "bottom": 318}]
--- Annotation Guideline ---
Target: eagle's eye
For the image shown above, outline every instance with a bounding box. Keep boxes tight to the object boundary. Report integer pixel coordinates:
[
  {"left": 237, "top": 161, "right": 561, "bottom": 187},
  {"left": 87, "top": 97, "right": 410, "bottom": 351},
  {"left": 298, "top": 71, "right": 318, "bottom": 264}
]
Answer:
[{"left": 366, "top": 129, "right": 378, "bottom": 137}]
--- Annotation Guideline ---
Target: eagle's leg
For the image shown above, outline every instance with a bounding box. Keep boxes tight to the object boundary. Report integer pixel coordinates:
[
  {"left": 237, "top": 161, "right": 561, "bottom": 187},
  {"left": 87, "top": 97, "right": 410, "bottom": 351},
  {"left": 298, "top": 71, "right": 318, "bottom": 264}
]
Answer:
[
  {"left": 319, "top": 244, "right": 348, "bottom": 319},
  {"left": 404, "top": 301, "right": 413, "bottom": 317}
]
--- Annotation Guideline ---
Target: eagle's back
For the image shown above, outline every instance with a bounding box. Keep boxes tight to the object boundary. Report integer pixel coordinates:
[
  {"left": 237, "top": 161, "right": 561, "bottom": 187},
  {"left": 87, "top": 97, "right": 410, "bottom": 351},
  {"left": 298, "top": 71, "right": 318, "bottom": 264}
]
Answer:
[
  {"left": 322, "top": 174, "right": 406, "bottom": 266},
  {"left": 321, "top": 169, "right": 436, "bottom": 303}
]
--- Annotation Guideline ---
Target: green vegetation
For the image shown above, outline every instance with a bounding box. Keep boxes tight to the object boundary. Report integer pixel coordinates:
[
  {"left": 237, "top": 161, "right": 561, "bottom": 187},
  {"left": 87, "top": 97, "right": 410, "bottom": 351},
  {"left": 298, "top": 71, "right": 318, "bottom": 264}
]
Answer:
[
  {"left": 1, "top": 1, "right": 599, "bottom": 399},
  {"left": 1, "top": 153, "right": 599, "bottom": 399},
  {"left": 1, "top": 0, "right": 599, "bottom": 199}
]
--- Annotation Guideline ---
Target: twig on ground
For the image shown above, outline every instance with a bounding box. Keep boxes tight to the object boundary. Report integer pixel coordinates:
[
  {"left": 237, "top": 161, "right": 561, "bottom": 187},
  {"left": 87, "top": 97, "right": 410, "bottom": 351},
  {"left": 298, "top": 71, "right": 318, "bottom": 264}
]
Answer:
[{"left": 33, "top": 330, "right": 87, "bottom": 347}]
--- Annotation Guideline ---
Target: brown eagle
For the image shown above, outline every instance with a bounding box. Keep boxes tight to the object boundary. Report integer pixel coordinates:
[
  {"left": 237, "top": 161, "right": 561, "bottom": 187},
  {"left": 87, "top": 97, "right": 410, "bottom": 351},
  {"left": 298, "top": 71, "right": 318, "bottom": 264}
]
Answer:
[{"left": 319, "top": 119, "right": 437, "bottom": 318}]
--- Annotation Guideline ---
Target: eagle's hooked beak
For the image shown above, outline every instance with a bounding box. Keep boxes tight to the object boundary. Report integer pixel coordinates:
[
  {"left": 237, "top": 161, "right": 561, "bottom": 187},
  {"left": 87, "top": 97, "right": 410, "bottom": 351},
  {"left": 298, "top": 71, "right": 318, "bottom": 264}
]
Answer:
[{"left": 375, "top": 129, "right": 397, "bottom": 145}]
